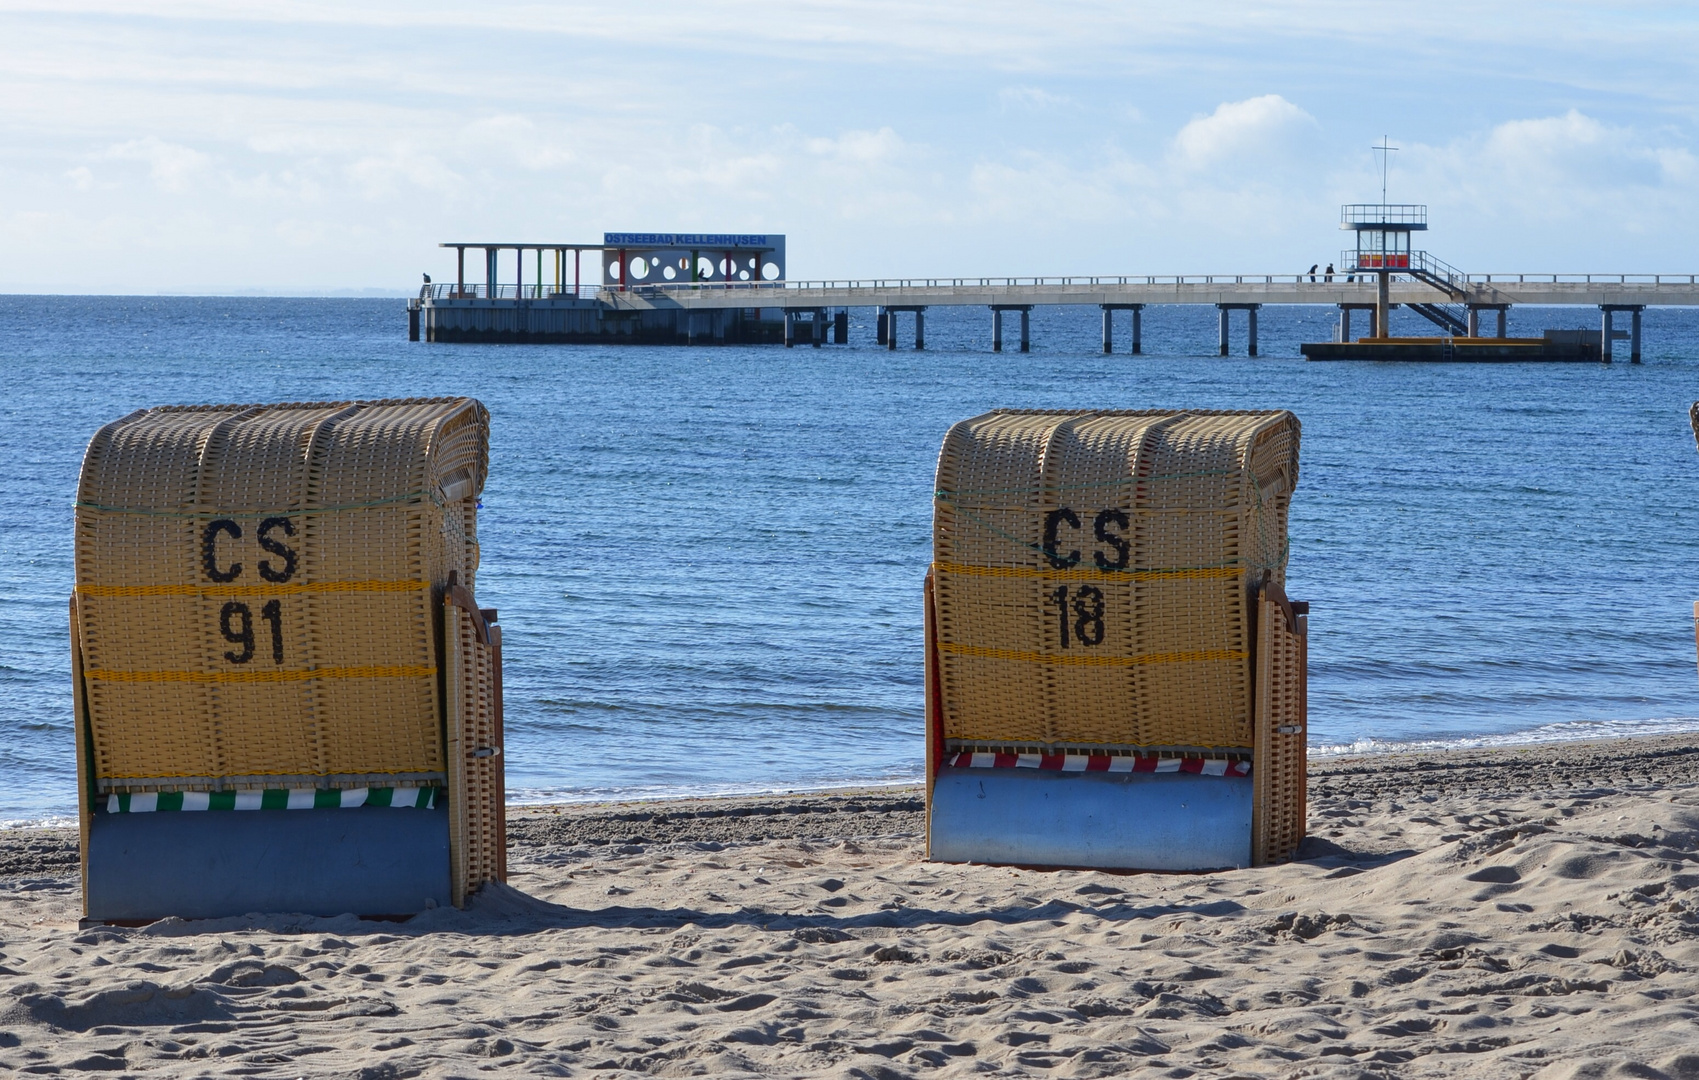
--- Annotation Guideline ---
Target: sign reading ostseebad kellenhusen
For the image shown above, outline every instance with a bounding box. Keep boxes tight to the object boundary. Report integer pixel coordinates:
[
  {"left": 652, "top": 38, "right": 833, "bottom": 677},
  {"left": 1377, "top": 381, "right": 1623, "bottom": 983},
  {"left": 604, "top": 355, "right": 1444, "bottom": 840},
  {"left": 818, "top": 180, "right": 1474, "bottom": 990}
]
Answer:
[{"left": 601, "top": 233, "right": 785, "bottom": 286}]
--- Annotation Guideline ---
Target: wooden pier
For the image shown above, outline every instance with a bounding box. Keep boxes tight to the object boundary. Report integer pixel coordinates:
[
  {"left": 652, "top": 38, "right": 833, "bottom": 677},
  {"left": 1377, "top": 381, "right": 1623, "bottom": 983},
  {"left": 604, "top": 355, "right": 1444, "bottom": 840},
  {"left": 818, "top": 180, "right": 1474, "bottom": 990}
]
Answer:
[
  {"left": 409, "top": 228, "right": 1698, "bottom": 360},
  {"left": 413, "top": 273, "right": 1699, "bottom": 359}
]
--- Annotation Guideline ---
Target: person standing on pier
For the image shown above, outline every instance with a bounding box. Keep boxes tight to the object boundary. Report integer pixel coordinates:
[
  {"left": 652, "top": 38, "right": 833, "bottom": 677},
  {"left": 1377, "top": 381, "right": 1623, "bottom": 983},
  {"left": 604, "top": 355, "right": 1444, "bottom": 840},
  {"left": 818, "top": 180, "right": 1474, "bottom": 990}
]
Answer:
[
  {"left": 1308, "top": 264, "right": 1318, "bottom": 282},
  {"left": 1324, "top": 264, "right": 1334, "bottom": 282}
]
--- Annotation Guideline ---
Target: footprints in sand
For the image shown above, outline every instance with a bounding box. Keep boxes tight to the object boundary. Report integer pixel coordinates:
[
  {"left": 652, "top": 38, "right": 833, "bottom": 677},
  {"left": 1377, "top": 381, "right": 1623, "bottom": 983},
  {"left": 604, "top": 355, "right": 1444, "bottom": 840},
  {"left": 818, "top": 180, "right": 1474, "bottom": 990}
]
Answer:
[{"left": 2, "top": 784, "right": 1698, "bottom": 1076}]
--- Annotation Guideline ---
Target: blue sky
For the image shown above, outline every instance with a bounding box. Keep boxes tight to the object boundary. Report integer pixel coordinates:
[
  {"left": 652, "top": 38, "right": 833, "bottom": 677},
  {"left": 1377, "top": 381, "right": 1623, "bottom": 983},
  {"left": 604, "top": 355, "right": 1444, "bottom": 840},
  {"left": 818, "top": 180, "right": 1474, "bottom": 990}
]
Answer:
[{"left": 2, "top": 1, "right": 1696, "bottom": 291}]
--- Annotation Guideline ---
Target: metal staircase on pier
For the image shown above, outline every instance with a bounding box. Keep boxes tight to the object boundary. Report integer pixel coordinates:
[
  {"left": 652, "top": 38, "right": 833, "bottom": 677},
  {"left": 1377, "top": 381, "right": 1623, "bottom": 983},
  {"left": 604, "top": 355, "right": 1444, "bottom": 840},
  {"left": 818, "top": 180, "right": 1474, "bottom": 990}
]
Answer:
[{"left": 1404, "top": 252, "right": 1470, "bottom": 335}]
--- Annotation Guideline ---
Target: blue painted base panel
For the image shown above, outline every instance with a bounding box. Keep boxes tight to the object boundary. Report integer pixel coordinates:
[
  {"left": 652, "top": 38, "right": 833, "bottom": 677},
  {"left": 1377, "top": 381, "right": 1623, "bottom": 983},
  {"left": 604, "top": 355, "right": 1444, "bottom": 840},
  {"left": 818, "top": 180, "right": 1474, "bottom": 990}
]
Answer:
[
  {"left": 86, "top": 807, "right": 452, "bottom": 921},
  {"left": 929, "top": 767, "right": 1252, "bottom": 871}
]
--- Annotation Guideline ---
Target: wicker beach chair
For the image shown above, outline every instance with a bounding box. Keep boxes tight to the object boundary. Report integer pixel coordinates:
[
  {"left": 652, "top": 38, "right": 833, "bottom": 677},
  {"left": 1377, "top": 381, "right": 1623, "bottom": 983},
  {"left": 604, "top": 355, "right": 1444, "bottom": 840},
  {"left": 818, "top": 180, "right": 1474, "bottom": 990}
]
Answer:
[
  {"left": 72, "top": 398, "right": 504, "bottom": 921},
  {"left": 924, "top": 409, "right": 1307, "bottom": 870}
]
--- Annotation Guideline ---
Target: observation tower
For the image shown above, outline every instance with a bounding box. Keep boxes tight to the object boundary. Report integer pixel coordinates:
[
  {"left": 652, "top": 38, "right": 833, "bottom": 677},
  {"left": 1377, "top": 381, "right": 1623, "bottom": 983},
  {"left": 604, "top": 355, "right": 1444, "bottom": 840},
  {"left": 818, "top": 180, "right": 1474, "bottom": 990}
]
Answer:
[{"left": 1339, "top": 203, "right": 1472, "bottom": 339}]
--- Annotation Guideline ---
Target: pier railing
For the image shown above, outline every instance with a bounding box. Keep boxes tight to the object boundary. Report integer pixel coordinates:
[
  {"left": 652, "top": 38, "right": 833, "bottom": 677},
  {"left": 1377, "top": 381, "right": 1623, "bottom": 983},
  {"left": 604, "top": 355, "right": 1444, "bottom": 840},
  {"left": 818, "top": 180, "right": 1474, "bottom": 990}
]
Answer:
[
  {"left": 633, "top": 274, "right": 1378, "bottom": 293},
  {"left": 424, "top": 284, "right": 602, "bottom": 300},
  {"left": 636, "top": 272, "right": 1699, "bottom": 293},
  {"left": 1463, "top": 273, "right": 1697, "bottom": 284}
]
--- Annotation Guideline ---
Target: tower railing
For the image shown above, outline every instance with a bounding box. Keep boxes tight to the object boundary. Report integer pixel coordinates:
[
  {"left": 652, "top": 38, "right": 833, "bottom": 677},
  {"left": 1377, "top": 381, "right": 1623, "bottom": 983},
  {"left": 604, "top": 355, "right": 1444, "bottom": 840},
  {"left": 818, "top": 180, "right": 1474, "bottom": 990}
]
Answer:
[{"left": 1340, "top": 204, "right": 1427, "bottom": 227}]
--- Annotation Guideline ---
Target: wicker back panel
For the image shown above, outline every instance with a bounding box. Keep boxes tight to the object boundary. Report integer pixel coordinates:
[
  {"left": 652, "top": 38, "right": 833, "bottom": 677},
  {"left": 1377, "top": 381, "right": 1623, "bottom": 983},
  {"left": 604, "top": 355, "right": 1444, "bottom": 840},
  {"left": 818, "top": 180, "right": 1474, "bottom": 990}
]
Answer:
[
  {"left": 933, "top": 409, "right": 1298, "bottom": 751},
  {"left": 73, "top": 398, "right": 488, "bottom": 793},
  {"left": 1252, "top": 588, "right": 1308, "bottom": 864}
]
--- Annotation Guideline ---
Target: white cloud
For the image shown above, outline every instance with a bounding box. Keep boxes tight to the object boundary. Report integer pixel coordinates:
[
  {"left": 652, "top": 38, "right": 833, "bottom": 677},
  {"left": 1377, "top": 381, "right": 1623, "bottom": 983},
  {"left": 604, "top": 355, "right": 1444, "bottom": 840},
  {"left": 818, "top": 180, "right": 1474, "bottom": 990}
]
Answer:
[
  {"left": 103, "top": 137, "right": 211, "bottom": 192},
  {"left": 346, "top": 145, "right": 465, "bottom": 200},
  {"left": 1478, "top": 110, "right": 1691, "bottom": 191},
  {"left": 806, "top": 127, "right": 904, "bottom": 164},
  {"left": 1169, "top": 95, "right": 1318, "bottom": 172},
  {"left": 998, "top": 86, "right": 1072, "bottom": 113}
]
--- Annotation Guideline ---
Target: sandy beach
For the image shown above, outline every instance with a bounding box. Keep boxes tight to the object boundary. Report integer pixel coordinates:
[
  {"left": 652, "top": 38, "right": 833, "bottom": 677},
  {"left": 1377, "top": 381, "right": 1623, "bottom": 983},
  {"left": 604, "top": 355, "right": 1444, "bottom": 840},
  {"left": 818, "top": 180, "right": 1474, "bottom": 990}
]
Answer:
[{"left": 3, "top": 734, "right": 1698, "bottom": 1078}]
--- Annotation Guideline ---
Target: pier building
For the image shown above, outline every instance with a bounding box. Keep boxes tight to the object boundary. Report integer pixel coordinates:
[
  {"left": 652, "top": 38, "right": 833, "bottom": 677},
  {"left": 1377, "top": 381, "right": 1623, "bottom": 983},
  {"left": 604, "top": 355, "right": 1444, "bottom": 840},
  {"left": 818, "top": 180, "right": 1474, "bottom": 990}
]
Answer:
[{"left": 409, "top": 228, "right": 1699, "bottom": 360}]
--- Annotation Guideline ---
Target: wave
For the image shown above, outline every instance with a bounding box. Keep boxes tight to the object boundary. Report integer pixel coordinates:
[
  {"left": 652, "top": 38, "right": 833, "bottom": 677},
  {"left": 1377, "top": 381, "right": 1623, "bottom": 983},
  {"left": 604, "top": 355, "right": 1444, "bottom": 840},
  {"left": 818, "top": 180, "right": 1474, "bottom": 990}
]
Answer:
[
  {"left": 507, "top": 772, "right": 924, "bottom": 808},
  {"left": 1311, "top": 715, "right": 1699, "bottom": 757}
]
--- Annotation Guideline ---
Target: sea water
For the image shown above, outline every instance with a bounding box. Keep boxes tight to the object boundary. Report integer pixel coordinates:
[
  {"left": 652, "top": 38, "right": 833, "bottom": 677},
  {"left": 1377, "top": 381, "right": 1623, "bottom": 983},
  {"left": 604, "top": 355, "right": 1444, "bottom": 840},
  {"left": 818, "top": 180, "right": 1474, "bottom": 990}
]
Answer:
[{"left": 4, "top": 295, "right": 1699, "bottom": 823}]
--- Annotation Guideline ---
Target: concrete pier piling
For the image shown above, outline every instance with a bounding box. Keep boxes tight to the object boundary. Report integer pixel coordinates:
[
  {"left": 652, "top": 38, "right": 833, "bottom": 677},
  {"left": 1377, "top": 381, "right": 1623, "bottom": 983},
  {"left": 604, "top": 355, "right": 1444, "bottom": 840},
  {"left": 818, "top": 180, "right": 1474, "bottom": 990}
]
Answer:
[
  {"left": 1216, "top": 304, "right": 1260, "bottom": 356},
  {"left": 991, "top": 305, "right": 1031, "bottom": 353},
  {"left": 1376, "top": 272, "right": 1391, "bottom": 340},
  {"left": 881, "top": 306, "right": 925, "bottom": 349},
  {"left": 1600, "top": 305, "right": 1645, "bottom": 363},
  {"left": 1099, "top": 304, "right": 1143, "bottom": 355},
  {"left": 1467, "top": 304, "right": 1511, "bottom": 339}
]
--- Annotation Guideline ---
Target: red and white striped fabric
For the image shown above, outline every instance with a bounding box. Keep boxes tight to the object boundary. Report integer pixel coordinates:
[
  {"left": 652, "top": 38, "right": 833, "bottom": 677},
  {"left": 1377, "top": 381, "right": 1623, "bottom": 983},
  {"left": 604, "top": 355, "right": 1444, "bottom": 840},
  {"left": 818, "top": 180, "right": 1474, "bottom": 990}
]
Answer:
[{"left": 945, "top": 752, "right": 1250, "bottom": 777}]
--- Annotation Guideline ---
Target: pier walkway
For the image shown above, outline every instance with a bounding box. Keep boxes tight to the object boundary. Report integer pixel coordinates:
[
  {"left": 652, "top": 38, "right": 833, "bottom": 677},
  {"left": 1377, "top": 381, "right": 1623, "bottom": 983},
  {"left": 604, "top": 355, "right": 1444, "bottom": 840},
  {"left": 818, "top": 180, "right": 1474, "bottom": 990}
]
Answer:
[{"left": 601, "top": 273, "right": 1699, "bottom": 311}]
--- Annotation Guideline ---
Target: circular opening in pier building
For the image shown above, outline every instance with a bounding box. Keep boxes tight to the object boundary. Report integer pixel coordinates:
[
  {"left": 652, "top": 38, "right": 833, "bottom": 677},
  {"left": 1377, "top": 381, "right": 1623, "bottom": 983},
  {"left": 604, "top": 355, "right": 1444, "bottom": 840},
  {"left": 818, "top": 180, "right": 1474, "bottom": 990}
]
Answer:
[
  {"left": 662, "top": 265, "right": 676, "bottom": 280},
  {"left": 629, "top": 257, "right": 649, "bottom": 280},
  {"left": 698, "top": 257, "right": 716, "bottom": 279},
  {"left": 607, "top": 260, "right": 620, "bottom": 277},
  {"left": 762, "top": 262, "right": 780, "bottom": 280},
  {"left": 739, "top": 270, "right": 750, "bottom": 280},
  {"left": 719, "top": 258, "right": 733, "bottom": 277}
]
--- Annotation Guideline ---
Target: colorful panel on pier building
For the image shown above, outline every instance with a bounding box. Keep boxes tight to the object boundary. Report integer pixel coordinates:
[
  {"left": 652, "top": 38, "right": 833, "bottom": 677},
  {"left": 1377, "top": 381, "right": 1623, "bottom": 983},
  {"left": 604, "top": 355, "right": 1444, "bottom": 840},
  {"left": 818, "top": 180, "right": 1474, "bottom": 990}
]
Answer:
[{"left": 601, "top": 233, "right": 785, "bottom": 286}]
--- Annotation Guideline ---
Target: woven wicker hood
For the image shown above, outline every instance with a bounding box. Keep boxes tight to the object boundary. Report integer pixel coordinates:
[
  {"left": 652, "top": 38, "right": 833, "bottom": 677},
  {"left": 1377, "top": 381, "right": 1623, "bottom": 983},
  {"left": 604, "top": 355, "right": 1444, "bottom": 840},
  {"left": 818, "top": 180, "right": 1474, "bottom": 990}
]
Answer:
[
  {"left": 931, "top": 408, "right": 1300, "bottom": 753},
  {"left": 73, "top": 398, "right": 489, "bottom": 794}
]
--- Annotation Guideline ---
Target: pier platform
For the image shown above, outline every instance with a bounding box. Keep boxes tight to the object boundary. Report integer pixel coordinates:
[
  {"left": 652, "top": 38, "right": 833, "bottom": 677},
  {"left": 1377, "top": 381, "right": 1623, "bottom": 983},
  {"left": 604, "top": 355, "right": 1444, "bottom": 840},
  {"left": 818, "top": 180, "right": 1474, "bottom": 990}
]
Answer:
[
  {"left": 415, "top": 290, "right": 799, "bottom": 345},
  {"left": 1301, "top": 334, "right": 1601, "bottom": 362}
]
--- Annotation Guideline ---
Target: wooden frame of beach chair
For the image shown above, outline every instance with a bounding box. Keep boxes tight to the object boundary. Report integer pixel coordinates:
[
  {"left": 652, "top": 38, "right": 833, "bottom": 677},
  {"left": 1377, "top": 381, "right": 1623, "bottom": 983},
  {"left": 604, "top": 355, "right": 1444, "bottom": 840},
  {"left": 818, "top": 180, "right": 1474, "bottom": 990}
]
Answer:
[
  {"left": 1689, "top": 404, "right": 1699, "bottom": 684},
  {"left": 923, "top": 409, "right": 1307, "bottom": 871},
  {"left": 72, "top": 398, "right": 505, "bottom": 922}
]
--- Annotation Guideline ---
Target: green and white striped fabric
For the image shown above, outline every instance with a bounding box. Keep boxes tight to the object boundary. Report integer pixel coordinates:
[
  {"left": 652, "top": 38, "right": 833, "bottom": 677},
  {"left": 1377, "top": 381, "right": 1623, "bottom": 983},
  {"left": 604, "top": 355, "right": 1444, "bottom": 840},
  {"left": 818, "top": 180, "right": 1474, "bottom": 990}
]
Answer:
[{"left": 105, "top": 786, "right": 442, "bottom": 813}]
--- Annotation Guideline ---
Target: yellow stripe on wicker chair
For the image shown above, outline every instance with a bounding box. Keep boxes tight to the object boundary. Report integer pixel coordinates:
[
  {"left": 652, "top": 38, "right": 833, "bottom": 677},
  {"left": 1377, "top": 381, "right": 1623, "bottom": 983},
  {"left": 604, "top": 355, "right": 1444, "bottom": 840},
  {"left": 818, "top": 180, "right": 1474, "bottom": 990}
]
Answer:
[
  {"left": 85, "top": 665, "right": 437, "bottom": 683},
  {"left": 938, "top": 642, "right": 1248, "bottom": 666},
  {"left": 77, "top": 580, "right": 429, "bottom": 598},
  {"left": 933, "top": 561, "right": 1241, "bottom": 582}
]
